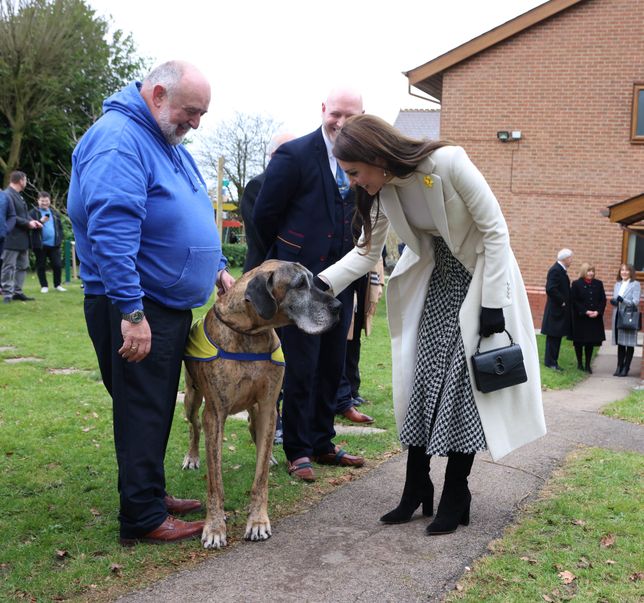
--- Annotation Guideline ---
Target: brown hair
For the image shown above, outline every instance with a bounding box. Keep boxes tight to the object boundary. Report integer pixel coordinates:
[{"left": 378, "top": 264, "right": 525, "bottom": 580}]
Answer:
[
  {"left": 9, "top": 171, "right": 26, "bottom": 184},
  {"left": 618, "top": 263, "right": 636, "bottom": 281},
  {"left": 333, "top": 114, "right": 451, "bottom": 249},
  {"left": 578, "top": 262, "right": 595, "bottom": 279}
]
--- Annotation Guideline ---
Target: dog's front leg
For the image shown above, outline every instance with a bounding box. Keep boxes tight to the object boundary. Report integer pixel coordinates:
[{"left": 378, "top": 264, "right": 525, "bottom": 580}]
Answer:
[
  {"left": 201, "top": 403, "right": 228, "bottom": 549},
  {"left": 244, "top": 400, "right": 277, "bottom": 542}
]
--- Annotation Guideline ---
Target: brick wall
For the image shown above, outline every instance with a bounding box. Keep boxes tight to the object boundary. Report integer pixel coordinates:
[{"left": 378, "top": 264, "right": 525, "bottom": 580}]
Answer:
[{"left": 438, "top": 0, "right": 644, "bottom": 327}]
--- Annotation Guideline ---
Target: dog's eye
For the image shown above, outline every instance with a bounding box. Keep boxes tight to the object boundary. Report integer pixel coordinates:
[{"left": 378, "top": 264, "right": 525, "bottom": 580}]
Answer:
[{"left": 293, "top": 275, "right": 307, "bottom": 289}]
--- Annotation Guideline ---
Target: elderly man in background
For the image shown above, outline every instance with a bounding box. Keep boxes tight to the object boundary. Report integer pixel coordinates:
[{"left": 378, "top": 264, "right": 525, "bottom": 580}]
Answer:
[
  {"left": 542, "top": 248, "right": 574, "bottom": 370},
  {"left": 68, "top": 60, "right": 234, "bottom": 546}
]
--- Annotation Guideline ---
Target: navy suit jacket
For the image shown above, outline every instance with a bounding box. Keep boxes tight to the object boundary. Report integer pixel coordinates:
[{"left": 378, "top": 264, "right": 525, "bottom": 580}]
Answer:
[
  {"left": 240, "top": 171, "right": 267, "bottom": 272},
  {"left": 253, "top": 127, "right": 355, "bottom": 275}
]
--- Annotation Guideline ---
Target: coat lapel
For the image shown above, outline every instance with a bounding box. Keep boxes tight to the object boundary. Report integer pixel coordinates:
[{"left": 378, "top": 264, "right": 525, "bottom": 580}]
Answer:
[{"left": 313, "top": 128, "right": 336, "bottom": 221}]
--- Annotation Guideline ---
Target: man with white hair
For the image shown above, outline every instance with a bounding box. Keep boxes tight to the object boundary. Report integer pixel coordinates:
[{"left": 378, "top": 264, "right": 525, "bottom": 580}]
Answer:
[
  {"left": 541, "top": 248, "right": 574, "bottom": 370},
  {"left": 68, "top": 60, "right": 234, "bottom": 546}
]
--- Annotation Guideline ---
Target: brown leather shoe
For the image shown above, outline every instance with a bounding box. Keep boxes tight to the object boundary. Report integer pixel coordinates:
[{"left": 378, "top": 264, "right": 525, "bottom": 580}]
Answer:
[
  {"left": 287, "top": 457, "right": 316, "bottom": 482},
  {"left": 119, "top": 516, "right": 205, "bottom": 546},
  {"left": 164, "top": 495, "right": 202, "bottom": 516},
  {"left": 341, "top": 407, "right": 374, "bottom": 424},
  {"left": 313, "top": 445, "right": 365, "bottom": 467}
]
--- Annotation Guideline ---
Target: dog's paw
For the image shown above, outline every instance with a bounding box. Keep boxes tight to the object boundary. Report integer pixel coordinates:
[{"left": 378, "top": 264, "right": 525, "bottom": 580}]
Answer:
[
  {"left": 201, "top": 524, "right": 227, "bottom": 549},
  {"left": 244, "top": 519, "right": 272, "bottom": 542},
  {"left": 181, "top": 453, "right": 200, "bottom": 470}
]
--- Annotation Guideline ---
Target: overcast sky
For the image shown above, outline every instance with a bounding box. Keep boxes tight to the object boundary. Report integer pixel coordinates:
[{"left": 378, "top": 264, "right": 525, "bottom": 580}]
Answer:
[{"left": 89, "top": 0, "right": 546, "bottom": 138}]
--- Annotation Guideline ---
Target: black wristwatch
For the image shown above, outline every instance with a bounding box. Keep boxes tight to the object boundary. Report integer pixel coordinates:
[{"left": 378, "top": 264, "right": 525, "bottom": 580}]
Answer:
[{"left": 121, "top": 310, "right": 145, "bottom": 324}]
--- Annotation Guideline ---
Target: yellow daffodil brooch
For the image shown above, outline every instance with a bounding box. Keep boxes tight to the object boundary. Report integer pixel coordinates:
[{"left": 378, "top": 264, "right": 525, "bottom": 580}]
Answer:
[{"left": 423, "top": 175, "right": 434, "bottom": 188}]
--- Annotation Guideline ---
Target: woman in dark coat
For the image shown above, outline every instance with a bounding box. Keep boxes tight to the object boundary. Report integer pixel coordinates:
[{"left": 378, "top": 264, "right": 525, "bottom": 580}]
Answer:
[{"left": 569, "top": 263, "right": 606, "bottom": 373}]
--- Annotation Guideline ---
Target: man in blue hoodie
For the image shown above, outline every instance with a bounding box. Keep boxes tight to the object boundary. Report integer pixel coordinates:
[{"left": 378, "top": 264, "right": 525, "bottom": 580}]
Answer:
[{"left": 68, "top": 60, "right": 234, "bottom": 546}]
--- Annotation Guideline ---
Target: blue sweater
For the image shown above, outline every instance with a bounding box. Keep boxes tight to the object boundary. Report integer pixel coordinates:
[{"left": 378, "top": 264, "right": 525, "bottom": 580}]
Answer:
[{"left": 68, "top": 82, "right": 225, "bottom": 313}]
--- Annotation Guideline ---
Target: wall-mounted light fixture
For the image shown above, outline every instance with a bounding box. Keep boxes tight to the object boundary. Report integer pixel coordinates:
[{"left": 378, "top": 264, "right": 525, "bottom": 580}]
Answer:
[{"left": 497, "top": 130, "right": 522, "bottom": 142}]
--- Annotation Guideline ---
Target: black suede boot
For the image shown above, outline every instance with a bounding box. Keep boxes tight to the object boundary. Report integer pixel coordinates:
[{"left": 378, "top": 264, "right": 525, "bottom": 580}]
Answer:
[
  {"left": 620, "top": 347, "right": 634, "bottom": 376},
  {"left": 380, "top": 446, "right": 433, "bottom": 524},
  {"left": 584, "top": 345, "right": 593, "bottom": 374},
  {"left": 426, "top": 452, "right": 474, "bottom": 536},
  {"left": 614, "top": 345, "right": 625, "bottom": 376},
  {"left": 574, "top": 344, "right": 584, "bottom": 370}
]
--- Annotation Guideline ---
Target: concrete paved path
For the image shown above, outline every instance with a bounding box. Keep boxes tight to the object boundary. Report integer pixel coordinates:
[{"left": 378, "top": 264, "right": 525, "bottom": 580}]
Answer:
[{"left": 118, "top": 343, "right": 643, "bottom": 603}]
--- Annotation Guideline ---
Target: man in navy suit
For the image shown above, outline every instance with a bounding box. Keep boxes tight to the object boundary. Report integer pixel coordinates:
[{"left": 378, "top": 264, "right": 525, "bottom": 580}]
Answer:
[
  {"left": 541, "top": 248, "right": 573, "bottom": 370},
  {"left": 253, "top": 87, "right": 367, "bottom": 482}
]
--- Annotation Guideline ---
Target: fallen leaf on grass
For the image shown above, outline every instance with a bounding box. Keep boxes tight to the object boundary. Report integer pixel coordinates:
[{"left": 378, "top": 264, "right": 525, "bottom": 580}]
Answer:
[
  {"left": 520, "top": 556, "right": 538, "bottom": 564},
  {"left": 558, "top": 570, "right": 576, "bottom": 584},
  {"left": 110, "top": 563, "right": 123, "bottom": 575},
  {"left": 576, "top": 556, "right": 592, "bottom": 569},
  {"left": 454, "top": 583, "right": 463, "bottom": 591},
  {"left": 228, "top": 445, "right": 236, "bottom": 452},
  {"left": 542, "top": 595, "right": 553, "bottom": 602},
  {"left": 629, "top": 572, "right": 643, "bottom": 582},
  {"left": 600, "top": 534, "right": 615, "bottom": 548},
  {"left": 55, "top": 549, "right": 70, "bottom": 560},
  {"left": 605, "top": 559, "right": 616, "bottom": 565},
  {"left": 571, "top": 518, "right": 586, "bottom": 526}
]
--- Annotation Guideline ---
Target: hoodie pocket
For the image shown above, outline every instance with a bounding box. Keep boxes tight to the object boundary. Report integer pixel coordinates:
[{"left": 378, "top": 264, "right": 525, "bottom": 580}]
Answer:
[{"left": 164, "top": 246, "right": 219, "bottom": 304}]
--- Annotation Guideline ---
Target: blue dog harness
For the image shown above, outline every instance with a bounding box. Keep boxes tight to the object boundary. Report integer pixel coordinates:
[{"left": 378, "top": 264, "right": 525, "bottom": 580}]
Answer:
[{"left": 184, "top": 318, "right": 285, "bottom": 365}]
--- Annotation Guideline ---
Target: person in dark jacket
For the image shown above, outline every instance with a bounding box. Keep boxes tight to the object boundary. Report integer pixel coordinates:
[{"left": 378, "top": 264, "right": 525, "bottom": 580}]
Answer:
[
  {"left": 29, "top": 191, "right": 66, "bottom": 293},
  {"left": 0, "top": 188, "right": 17, "bottom": 274},
  {"left": 541, "top": 248, "right": 573, "bottom": 370},
  {"left": 1, "top": 171, "right": 42, "bottom": 303},
  {"left": 569, "top": 262, "right": 606, "bottom": 373}
]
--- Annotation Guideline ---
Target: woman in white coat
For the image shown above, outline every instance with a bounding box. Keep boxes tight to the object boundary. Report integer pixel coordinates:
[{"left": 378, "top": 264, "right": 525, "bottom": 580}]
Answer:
[
  {"left": 609, "top": 263, "right": 641, "bottom": 376},
  {"left": 318, "top": 115, "right": 545, "bottom": 536}
]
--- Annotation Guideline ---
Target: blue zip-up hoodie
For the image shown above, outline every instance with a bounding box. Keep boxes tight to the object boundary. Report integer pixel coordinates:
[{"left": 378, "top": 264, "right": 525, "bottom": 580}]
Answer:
[{"left": 68, "top": 81, "right": 225, "bottom": 313}]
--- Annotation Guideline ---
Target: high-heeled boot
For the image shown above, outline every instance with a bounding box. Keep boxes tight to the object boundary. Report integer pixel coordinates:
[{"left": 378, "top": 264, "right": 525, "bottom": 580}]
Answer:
[
  {"left": 574, "top": 344, "right": 584, "bottom": 371},
  {"left": 614, "top": 345, "right": 625, "bottom": 376},
  {"left": 380, "top": 445, "right": 433, "bottom": 524},
  {"left": 620, "top": 347, "right": 634, "bottom": 376},
  {"left": 426, "top": 452, "right": 474, "bottom": 536},
  {"left": 584, "top": 345, "right": 593, "bottom": 374}
]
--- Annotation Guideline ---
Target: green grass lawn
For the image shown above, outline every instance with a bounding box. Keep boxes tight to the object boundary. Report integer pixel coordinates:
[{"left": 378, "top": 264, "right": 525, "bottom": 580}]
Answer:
[{"left": 0, "top": 270, "right": 640, "bottom": 601}]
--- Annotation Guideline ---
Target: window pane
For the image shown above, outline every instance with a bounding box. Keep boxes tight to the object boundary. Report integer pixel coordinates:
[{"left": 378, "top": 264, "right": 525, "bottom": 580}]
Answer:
[
  {"left": 637, "top": 90, "right": 644, "bottom": 136},
  {"left": 627, "top": 231, "right": 644, "bottom": 271}
]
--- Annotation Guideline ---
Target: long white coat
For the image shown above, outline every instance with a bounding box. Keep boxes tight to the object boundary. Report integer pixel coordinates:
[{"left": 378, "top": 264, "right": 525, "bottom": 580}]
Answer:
[{"left": 320, "top": 146, "right": 546, "bottom": 460}]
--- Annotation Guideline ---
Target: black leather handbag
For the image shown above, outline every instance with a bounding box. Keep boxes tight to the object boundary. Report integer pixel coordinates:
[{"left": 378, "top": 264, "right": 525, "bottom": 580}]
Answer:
[
  {"left": 471, "top": 330, "right": 527, "bottom": 394},
  {"left": 617, "top": 304, "right": 639, "bottom": 331}
]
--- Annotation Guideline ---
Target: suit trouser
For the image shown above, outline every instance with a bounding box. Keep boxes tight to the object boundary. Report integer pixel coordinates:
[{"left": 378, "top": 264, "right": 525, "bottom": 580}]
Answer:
[
  {"left": 33, "top": 246, "right": 62, "bottom": 287},
  {"left": 281, "top": 286, "right": 353, "bottom": 461},
  {"left": 1, "top": 248, "right": 29, "bottom": 296},
  {"left": 83, "top": 294, "right": 192, "bottom": 538},
  {"left": 336, "top": 275, "right": 368, "bottom": 413},
  {"left": 544, "top": 335, "right": 562, "bottom": 367}
]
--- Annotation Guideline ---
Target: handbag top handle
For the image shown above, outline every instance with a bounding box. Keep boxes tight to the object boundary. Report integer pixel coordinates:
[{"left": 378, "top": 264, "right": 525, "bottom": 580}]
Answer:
[{"left": 475, "top": 329, "right": 515, "bottom": 354}]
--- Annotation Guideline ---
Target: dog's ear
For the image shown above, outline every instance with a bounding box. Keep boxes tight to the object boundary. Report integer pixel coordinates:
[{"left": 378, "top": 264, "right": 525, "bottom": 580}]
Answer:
[{"left": 245, "top": 272, "right": 278, "bottom": 319}]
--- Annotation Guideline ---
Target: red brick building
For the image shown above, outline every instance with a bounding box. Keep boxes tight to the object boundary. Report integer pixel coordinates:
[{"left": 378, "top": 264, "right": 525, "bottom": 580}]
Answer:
[{"left": 404, "top": 0, "right": 644, "bottom": 330}]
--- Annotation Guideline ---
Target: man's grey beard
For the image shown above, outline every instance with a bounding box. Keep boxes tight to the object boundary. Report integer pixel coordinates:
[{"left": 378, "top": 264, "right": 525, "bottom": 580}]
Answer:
[{"left": 158, "top": 105, "right": 186, "bottom": 146}]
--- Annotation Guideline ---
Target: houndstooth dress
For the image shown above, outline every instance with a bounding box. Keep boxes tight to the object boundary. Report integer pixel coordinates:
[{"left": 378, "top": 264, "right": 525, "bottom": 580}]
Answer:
[{"left": 399, "top": 237, "right": 487, "bottom": 456}]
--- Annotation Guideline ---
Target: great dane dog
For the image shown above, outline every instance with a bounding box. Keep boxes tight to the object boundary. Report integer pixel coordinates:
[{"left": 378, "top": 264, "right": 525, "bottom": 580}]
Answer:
[{"left": 183, "top": 259, "right": 341, "bottom": 549}]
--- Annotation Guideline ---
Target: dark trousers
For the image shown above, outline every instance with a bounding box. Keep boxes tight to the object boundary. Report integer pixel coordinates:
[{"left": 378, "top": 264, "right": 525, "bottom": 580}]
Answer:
[
  {"left": 544, "top": 335, "right": 562, "bottom": 367},
  {"left": 33, "top": 245, "right": 62, "bottom": 287},
  {"left": 84, "top": 295, "right": 192, "bottom": 538},
  {"left": 336, "top": 275, "right": 368, "bottom": 413},
  {"left": 281, "top": 286, "right": 353, "bottom": 461}
]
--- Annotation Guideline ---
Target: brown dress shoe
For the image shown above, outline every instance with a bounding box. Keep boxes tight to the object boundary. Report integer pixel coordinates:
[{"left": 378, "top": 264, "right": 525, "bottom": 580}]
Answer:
[
  {"left": 341, "top": 407, "right": 374, "bottom": 424},
  {"left": 164, "top": 495, "right": 202, "bottom": 516},
  {"left": 313, "top": 445, "right": 365, "bottom": 467},
  {"left": 287, "top": 457, "right": 316, "bottom": 482},
  {"left": 120, "top": 516, "right": 205, "bottom": 546}
]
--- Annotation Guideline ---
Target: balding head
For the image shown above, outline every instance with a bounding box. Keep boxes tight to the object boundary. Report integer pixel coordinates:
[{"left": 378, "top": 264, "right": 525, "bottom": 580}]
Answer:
[
  {"left": 141, "top": 60, "right": 211, "bottom": 145},
  {"left": 321, "top": 87, "right": 364, "bottom": 142},
  {"left": 268, "top": 132, "right": 296, "bottom": 157}
]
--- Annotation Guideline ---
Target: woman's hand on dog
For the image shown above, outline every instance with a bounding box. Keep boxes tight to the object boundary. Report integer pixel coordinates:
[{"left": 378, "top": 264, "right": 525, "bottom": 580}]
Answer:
[
  {"left": 217, "top": 269, "right": 236, "bottom": 296},
  {"left": 119, "top": 319, "right": 152, "bottom": 362}
]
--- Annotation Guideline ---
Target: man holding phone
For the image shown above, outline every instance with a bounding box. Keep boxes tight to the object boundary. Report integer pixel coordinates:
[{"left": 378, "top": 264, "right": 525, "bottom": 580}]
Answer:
[{"left": 29, "top": 191, "right": 66, "bottom": 293}]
